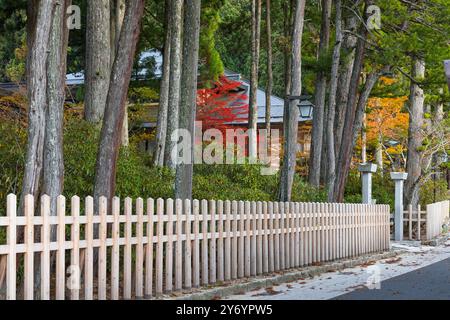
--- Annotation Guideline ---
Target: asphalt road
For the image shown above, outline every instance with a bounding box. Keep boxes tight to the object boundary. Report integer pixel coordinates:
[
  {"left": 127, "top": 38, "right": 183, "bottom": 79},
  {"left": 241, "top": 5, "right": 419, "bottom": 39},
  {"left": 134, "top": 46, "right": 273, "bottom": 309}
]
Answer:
[{"left": 335, "top": 257, "right": 450, "bottom": 300}]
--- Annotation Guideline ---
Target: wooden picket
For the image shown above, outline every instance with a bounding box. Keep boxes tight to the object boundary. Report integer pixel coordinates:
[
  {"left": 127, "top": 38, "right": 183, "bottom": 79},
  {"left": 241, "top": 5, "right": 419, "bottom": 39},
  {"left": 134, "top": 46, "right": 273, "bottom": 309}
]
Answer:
[{"left": 0, "top": 194, "right": 391, "bottom": 300}]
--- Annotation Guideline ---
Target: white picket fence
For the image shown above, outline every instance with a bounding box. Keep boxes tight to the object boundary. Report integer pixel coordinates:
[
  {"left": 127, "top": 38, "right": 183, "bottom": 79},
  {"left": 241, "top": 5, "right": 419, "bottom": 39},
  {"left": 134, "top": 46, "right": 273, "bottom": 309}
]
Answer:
[{"left": 0, "top": 194, "right": 390, "bottom": 300}]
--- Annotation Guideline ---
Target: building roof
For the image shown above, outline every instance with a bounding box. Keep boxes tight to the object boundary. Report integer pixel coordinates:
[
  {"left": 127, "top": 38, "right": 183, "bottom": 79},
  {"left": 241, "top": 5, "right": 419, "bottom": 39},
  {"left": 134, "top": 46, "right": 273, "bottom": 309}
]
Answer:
[{"left": 222, "top": 69, "right": 313, "bottom": 124}]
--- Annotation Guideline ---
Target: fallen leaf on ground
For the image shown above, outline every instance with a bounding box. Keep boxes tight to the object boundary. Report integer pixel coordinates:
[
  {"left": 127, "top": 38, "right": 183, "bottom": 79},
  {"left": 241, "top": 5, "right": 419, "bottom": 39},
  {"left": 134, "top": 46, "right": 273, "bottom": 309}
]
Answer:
[
  {"left": 384, "top": 257, "right": 402, "bottom": 264},
  {"left": 252, "top": 287, "right": 282, "bottom": 297},
  {"left": 359, "top": 260, "right": 376, "bottom": 267}
]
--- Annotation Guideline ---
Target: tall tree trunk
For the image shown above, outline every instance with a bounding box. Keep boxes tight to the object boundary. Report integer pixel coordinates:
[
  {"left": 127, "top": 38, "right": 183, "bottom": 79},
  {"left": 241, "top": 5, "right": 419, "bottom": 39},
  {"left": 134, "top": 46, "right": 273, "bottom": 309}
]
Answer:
[
  {"left": 334, "top": 15, "right": 357, "bottom": 152},
  {"left": 278, "top": 0, "right": 306, "bottom": 202},
  {"left": 405, "top": 59, "right": 425, "bottom": 208},
  {"left": 22, "top": 0, "right": 55, "bottom": 201},
  {"left": 174, "top": 0, "right": 202, "bottom": 201},
  {"left": 282, "top": 0, "right": 293, "bottom": 139},
  {"left": 249, "top": 0, "right": 262, "bottom": 161},
  {"left": 85, "top": 0, "right": 111, "bottom": 123},
  {"left": 0, "top": 0, "right": 55, "bottom": 292},
  {"left": 333, "top": 70, "right": 381, "bottom": 202},
  {"left": 309, "top": 0, "right": 331, "bottom": 187},
  {"left": 114, "top": 0, "right": 129, "bottom": 147},
  {"left": 163, "top": 0, "right": 183, "bottom": 170},
  {"left": 265, "top": 0, "right": 273, "bottom": 137},
  {"left": 326, "top": 0, "right": 342, "bottom": 201},
  {"left": 332, "top": 8, "right": 369, "bottom": 202},
  {"left": 153, "top": 0, "right": 172, "bottom": 167},
  {"left": 93, "top": 0, "right": 145, "bottom": 202},
  {"left": 44, "top": 0, "right": 70, "bottom": 218}
]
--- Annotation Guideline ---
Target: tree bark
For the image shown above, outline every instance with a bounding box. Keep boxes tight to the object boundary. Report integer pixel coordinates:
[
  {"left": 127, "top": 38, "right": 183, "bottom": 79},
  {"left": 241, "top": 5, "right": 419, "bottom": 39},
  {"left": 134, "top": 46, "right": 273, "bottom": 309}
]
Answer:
[
  {"left": 153, "top": 0, "right": 172, "bottom": 167},
  {"left": 334, "top": 15, "right": 357, "bottom": 152},
  {"left": 405, "top": 59, "right": 425, "bottom": 208},
  {"left": 115, "top": 0, "right": 129, "bottom": 147},
  {"left": 44, "top": 0, "right": 71, "bottom": 218},
  {"left": 22, "top": 0, "right": 55, "bottom": 203},
  {"left": 163, "top": 0, "right": 183, "bottom": 170},
  {"left": 332, "top": 9, "right": 369, "bottom": 202},
  {"left": 93, "top": 0, "right": 145, "bottom": 202},
  {"left": 265, "top": 0, "right": 273, "bottom": 137},
  {"left": 0, "top": 0, "right": 55, "bottom": 292},
  {"left": 249, "top": 0, "right": 262, "bottom": 161},
  {"left": 174, "top": 0, "right": 202, "bottom": 201},
  {"left": 84, "top": 0, "right": 111, "bottom": 123},
  {"left": 326, "top": 0, "right": 342, "bottom": 201},
  {"left": 278, "top": 0, "right": 306, "bottom": 202},
  {"left": 282, "top": 0, "right": 293, "bottom": 139},
  {"left": 308, "top": 0, "right": 331, "bottom": 187},
  {"left": 333, "top": 70, "right": 381, "bottom": 202}
]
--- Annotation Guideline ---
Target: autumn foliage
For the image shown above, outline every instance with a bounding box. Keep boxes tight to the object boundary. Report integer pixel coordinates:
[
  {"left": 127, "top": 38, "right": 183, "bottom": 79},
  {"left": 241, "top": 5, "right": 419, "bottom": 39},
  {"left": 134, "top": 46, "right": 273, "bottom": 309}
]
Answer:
[
  {"left": 366, "top": 96, "right": 409, "bottom": 148},
  {"left": 196, "top": 76, "right": 249, "bottom": 131}
]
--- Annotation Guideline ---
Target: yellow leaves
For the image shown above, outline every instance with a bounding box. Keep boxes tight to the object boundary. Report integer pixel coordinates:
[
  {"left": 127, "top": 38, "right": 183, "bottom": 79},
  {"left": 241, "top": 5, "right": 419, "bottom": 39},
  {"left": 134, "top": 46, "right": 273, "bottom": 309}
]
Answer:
[
  {"left": 379, "top": 76, "right": 397, "bottom": 86},
  {"left": 366, "top": 96, "right": 409, "bottom": 145}
]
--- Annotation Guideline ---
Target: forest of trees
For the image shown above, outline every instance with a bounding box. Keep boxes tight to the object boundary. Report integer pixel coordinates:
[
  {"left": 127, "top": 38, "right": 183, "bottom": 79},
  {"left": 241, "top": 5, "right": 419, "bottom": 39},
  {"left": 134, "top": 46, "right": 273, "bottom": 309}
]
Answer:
[{"left": 0, "top": 0, "right": 449, "bottom": 219}]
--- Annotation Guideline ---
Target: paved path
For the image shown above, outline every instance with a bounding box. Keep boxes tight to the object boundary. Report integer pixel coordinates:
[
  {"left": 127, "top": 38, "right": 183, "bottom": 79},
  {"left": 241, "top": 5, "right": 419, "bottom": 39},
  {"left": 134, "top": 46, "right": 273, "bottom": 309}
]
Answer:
[
  {"left": 225, "top": 240, "right": 450, "bottom": 300},
  {"left": 335, "top": 257, "right": 450, "bottom": 300}
]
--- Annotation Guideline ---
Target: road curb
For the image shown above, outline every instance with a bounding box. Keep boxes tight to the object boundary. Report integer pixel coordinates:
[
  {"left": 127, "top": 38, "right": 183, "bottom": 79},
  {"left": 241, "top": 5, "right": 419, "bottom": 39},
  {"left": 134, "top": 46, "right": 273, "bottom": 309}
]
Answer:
[{"left": 163, "top": 250, "right": 399, "bottom": 300}]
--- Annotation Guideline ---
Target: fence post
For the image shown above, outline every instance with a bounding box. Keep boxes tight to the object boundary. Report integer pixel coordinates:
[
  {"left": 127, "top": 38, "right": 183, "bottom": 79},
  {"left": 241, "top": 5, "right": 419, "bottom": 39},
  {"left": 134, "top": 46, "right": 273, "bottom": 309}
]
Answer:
[
  {"left": 6, "top": 194, "right": 17, "bottom": 300},
  {"left": 390, "top": 172, "right": 408, "bottom": 241},
  {"left": 358, "top": 163, "right": 377, "bottom": 204}
]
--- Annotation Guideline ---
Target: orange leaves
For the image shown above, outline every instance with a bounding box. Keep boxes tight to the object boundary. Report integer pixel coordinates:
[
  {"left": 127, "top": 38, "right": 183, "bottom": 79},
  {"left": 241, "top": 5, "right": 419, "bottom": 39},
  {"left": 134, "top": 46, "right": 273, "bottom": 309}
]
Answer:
[{"left": 366, "top": 96, "right": 409, "bottom": 148}]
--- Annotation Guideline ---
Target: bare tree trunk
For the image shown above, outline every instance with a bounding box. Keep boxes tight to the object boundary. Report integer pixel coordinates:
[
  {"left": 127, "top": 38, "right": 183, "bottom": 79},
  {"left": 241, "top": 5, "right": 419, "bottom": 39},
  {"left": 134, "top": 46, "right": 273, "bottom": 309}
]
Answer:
[
  {"left": 93, "top": 0, "right": 145, "bottom": 202},
  {"left": 332, "top": 12, "right": 369, "bottom": 202},
  {"left": 164, "top": 0, "right": 183, "bottom": 170},
  {"left": 44, "top": 0, "right": 70, "bottom": 218},
  {"left": 249, "top": 0, "right": 262, "bottom": 161},
  {"left": 309, "top": 0, "right": 331, "bottom": 187},
  {"left": 0, "top": 0, "right": 55, "bottom": 292},
  {"left": 405, "top": 59, "right": 425, "bottom": 208},
  {"left": 174, "top": 0, "right": 202, "bottom": 201},
  {"left": 326, "top": 0, "right": 342, "bottom": 201},
  {"left": 282, "top": 0, "right": 293, "bottom": 139},
  {"left": 278, "top": 0, "right": 306, "bottom": 202},
  {"left": 333, "top": 70, "right": 381, "bottom": 202},
  {"left": 153, "top": 0, "right": 172, "bottom": 167},
  {"left": 85, "top": 0, "right": 111, "bottom": 123},
  {"left": 334, "top": 15, "right": 357, "bottom": 152},
  {"left": 265, "top": 0, "right": 273, "bottom": 137},
  {"left": 114, "top": 0, "right": 129, "bottom": 147},
  {"left": 22, "top": 0, "right": 55, "bottom": 204}
]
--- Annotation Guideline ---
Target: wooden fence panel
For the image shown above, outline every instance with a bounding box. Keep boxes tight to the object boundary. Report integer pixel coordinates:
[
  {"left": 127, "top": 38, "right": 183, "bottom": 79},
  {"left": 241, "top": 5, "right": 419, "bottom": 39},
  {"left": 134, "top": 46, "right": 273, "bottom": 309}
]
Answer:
[{"left": 0, "top": 194, "right": 392, "bottom": 300}]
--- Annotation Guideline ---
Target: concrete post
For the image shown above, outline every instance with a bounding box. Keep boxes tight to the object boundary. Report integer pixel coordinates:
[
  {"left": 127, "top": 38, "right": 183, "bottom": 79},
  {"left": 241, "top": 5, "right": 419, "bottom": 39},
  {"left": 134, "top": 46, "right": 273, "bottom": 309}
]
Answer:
[
  {"left": 390, "top": 172, "right": 408, "bottom": 241},
  {"left": 358, "top": 163, "right": 377, "bottom": 204}
]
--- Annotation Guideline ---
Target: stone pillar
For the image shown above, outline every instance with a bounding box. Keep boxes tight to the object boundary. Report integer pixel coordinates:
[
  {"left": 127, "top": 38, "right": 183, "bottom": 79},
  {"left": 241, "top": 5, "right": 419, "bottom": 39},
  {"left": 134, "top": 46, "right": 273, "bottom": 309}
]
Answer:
[
  {"left": 358, "top": 163, "right": 377, "bottom": 204},
  {"left": 390, "top": 172, "right": 408, "bottom": 241}
]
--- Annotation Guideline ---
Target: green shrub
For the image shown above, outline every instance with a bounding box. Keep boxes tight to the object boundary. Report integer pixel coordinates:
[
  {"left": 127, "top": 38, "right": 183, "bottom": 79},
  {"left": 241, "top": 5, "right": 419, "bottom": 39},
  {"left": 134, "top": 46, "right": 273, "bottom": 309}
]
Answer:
[{"left": 344, "top": 170, "right": 394, "bottom": 207}]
